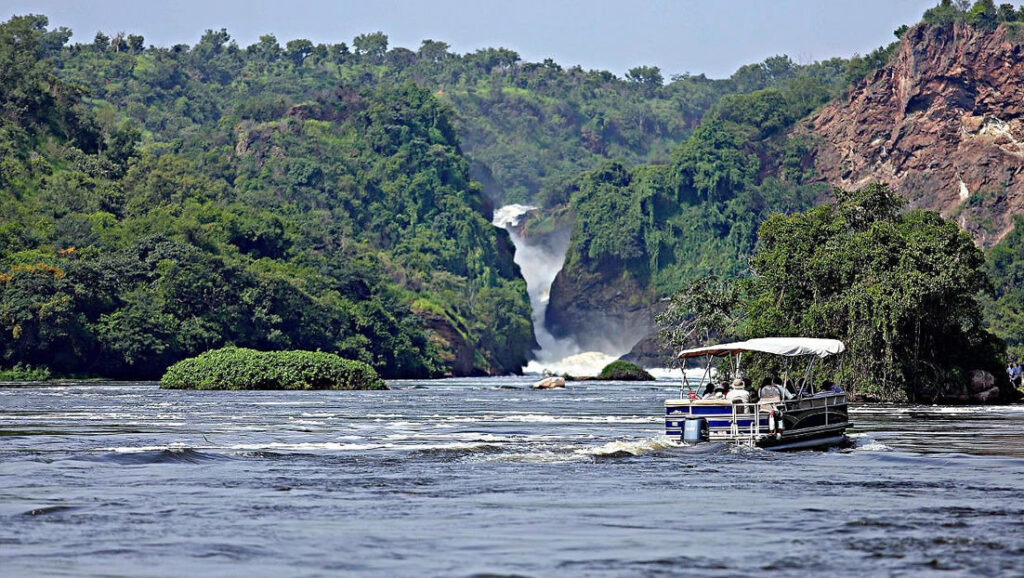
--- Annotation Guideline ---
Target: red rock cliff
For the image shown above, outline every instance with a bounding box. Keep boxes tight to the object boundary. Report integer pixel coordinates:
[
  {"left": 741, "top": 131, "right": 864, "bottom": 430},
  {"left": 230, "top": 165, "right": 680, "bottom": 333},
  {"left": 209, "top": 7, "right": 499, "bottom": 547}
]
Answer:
[{"left": 809, "top": 22, "right": 1024, "bottom": 247}]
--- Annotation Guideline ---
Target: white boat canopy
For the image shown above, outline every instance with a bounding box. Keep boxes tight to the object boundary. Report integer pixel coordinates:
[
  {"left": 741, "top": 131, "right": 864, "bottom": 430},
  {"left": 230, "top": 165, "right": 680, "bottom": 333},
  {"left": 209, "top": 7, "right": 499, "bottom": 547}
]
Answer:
[{"left": 677, "top": 337, "right": 846, "bottom": 359}]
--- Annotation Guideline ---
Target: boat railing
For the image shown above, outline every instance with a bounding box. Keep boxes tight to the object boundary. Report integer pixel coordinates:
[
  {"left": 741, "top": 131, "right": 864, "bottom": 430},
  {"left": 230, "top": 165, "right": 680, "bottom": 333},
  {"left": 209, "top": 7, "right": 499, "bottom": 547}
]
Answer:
[
  {"left": 667, "top": 391, "right": 848, "bottom": 444},
  {"left": 730, "top": 401, "right": 760, "bottom": 444}
]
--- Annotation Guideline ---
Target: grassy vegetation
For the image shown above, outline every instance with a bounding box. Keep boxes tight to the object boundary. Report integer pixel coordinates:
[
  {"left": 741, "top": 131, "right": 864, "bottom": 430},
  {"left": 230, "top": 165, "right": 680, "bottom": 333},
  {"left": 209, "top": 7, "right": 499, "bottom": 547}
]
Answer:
[
  {"left": 160, "top": 347, "right": 387, "bottom": 390},
  {"left": 0, "top": 364, "right": 52, "bottom": 382},
  {"left": 598, "top": 361, "right": 655, "bottom": 381}
]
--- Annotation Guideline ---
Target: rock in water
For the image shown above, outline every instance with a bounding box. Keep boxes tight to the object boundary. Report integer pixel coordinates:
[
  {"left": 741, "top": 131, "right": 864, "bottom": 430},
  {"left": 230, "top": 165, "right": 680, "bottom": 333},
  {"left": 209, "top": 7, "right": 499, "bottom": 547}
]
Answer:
[
  {"left": 969, "top": 369, "right": 995, "bottom": 393},
  {"left": 531, "top": 376, "right": 566, "bottom": 389},
  {"left": 597, "top": 360, "right": 656, "bottom": 381},
  {"left": 968, "top": 370, "right": 1000, "bottom": 402}
]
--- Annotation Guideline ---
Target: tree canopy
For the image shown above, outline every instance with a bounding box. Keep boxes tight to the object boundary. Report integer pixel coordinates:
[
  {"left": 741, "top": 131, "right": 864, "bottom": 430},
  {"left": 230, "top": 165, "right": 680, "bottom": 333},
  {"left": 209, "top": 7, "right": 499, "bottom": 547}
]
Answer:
[
  {"left": 744, "top": 184, "right": 1006, "bottom": 401},
  {"left": 0, "top": 15, "right": 534, "bottom": 379}
]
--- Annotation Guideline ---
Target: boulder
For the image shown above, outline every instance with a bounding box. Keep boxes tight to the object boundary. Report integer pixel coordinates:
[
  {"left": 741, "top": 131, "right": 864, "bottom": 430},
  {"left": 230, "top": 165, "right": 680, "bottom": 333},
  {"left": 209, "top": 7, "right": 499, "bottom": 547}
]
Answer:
[
  {"left": 531, "top": 376, "right": 566, "bottom": 389},
  {"left": 619, "top": 331, "right": 675, "bottom": 368},
  {"left": 969, "top": 369, "right": 995, "bottom": 393},
  {"left": 971, "top": 385, "right": 1001, "bottom": 403},
  {"left": 545, "top": 258, "right": 652, "bottom": 354}
]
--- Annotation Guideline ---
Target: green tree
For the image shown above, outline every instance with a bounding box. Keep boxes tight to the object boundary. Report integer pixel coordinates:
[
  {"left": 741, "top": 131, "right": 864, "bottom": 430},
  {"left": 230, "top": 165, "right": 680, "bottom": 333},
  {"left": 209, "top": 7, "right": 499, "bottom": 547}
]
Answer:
[
  {"left": 982, "top": 215, "right": 1024, "bottom": 359},
  {"left": 285, "top": 38, "right": 313, "bottom": 66},
  {"left": 418, "top": 39, "right": 450, "bottom": 62},
  {"left": 352, "top": 31, "right": 388, "bottom": 59},
  {"left": 966, "top": 0, "right": 998, "bottom": 27},
  {"left": 923, "top": 0, "right": 965, "bottom": 25},
  {"left": 656, "top": 275, "right": 741, "bottom": 362},
  {"left": 625, "top": 65, "right": 663, "bottom": 90},
  {"left": 745, "top": 183, "right": 1006, "bottom": 401}
]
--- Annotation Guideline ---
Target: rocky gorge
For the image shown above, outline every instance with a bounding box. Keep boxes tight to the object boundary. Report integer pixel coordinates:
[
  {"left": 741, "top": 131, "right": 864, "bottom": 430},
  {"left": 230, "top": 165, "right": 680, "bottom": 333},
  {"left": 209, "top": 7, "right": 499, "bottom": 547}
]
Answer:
[{"left": 528, "top": 17, "right": 1024, "bottom": 403}]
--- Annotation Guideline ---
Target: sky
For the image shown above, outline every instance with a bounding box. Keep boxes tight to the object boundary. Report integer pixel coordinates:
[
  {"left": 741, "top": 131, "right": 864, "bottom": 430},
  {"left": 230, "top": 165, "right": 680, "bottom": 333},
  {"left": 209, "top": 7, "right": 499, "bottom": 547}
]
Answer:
[{"left": 3, "top": 0, "right": 940, "bottom": 78}]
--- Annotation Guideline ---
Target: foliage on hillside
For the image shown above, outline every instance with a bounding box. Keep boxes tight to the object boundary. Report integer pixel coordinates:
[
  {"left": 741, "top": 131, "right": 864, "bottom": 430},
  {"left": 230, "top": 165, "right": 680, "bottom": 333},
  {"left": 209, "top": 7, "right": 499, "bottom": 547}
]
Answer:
[
  {"left": 744, "top": 184, "right": 1006, "bottom": 402},
  {"left": 160, "top": 347, "right": 386, "bottom": 390},
  {"left": 922, "top": 0, "right": 1024, "bottom": 28},
  {"left": 46, "top": 23, "right": 861, "bottom": 208},
  {"left": 555, "top": 1, "right": 1024, "bottom": 364},
  {"left": 655, "top": 275, "right": 741, "bottom": 360},
  {"left": 5, "top": 3, "right": 1021, "bottom": 383},
  {"left": 558, "top": 70, "right": 840, "bottom": 304},
  {"left": 0, "top": 15, "right": 532, "bottom": 379},
  {"left": 982, "top": 215, "right": 1024, "bottom": 360}
]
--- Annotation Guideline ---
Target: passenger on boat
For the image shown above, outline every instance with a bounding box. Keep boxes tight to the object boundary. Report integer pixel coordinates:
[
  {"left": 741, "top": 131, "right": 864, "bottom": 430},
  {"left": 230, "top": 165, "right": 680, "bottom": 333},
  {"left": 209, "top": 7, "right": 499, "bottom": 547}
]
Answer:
[
  {"left": 710, "top": 383, "right": 728, "bottom": 399},
  {"left": 743, "top": 377, "right": 758, "bottom": 403},
  {"left": 758, "top": 378, "right": 780, "bottom": 401},
  {"left": 1008, "top": 362, "right": 1022, "bottom": 388},
  {"left": 726, "top": 378, "right": 750, "bottom": 404},
  {"left": 700, "top": 382, "right": 716, "bottom": 399},
  {"left": 758, "top": 377, "right": 793, "bottom": 401},
  {"left": 822, "top": 379, "right": 842, "bottom": 393},
  {"left": 726, "top": 378, "right": 751, "bottom": 412},
  {"left": 782, "top": 380, "right": 797, "bottom": 399}
]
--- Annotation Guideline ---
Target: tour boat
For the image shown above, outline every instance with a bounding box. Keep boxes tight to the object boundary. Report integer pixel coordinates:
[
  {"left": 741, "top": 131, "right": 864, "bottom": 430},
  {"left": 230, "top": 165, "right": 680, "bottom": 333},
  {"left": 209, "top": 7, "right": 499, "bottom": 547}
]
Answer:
[{"left": 665, "top": 337, "right": 851, "bottom": 451}]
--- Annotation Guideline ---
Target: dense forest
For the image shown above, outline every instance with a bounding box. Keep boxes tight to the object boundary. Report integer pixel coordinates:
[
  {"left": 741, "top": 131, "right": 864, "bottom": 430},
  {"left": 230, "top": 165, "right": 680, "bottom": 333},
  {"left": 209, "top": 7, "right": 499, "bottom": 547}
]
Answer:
[
  {"left": 0, "top": 15, "right": 535, "bottom": 379},
  {"left": 0, "top": 0, "right": 1021, "bottom": 388},
  {"left": 0, "top": 11, "right": 866, "bottom": 380},
  {"left": 543, "top": 55, "right": 852, "bottom": 345},
  {"left": 744, "top": 184, "right": 1005, "bottom": 402},
  {"left": 984, "top": 215, "right": 1024, "bottom": 360}
]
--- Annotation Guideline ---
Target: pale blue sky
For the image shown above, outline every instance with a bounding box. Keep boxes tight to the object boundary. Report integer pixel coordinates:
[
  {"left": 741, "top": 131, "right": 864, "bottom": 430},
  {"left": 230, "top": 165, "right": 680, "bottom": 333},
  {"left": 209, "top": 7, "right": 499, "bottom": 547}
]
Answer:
[{"left": 4, "top": 0, "right": 941, "bottom": 78}]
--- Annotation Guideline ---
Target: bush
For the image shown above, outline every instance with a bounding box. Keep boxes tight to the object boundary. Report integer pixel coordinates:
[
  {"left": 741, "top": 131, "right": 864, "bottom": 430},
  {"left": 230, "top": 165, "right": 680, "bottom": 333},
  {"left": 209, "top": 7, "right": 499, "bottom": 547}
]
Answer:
[
  {"left": 160, "top": 347, "right": 388, "bottom": 390},
  {"left": 0, "top": 364, "right": 52, "bottom": 381},
  {"left": 598, "top": 360, "right": 655, "bottom": 381}
]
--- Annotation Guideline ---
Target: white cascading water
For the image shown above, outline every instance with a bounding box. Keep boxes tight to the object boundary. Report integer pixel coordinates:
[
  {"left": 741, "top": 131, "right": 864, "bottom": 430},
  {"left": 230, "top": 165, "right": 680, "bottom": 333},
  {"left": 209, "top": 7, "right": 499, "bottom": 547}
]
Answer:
[{"left": 492, "top": 204, "right": 622, "bottom": 376}]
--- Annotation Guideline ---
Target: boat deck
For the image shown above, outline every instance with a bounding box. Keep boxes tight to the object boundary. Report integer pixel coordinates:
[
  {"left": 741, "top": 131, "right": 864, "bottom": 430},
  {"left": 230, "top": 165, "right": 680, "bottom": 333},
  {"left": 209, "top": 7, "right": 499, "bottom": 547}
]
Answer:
[{"left": 665, "top": 392, "right": 850, "bottom": 449}]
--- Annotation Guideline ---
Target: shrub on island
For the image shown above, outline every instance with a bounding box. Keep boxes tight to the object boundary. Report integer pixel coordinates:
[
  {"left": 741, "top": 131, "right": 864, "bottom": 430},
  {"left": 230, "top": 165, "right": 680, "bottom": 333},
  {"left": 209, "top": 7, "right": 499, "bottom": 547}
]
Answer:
[
  {"left": 597, "top": 361, "right": 655, "bottom": 381},
  {"left": 0, "top": 364, "right": 52, "bottom": 382},
  {"left": 160, "top": 348, "right": 387, "bottom": 390}
]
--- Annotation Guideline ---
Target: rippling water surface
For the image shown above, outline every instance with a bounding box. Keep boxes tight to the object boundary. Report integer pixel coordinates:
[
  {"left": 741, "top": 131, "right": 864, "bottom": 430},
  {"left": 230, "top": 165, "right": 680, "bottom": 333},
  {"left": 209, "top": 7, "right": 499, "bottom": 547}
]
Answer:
[{"left": 2, "top": 379, "right": 1024, "bottom": 577}]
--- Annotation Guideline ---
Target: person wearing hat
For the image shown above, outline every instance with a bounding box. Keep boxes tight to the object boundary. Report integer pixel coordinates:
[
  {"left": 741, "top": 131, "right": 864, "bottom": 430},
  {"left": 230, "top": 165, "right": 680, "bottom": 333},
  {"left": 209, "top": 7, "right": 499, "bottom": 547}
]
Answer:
[{"left": 726, "top": 377, "right": 751, "bottom": 408}]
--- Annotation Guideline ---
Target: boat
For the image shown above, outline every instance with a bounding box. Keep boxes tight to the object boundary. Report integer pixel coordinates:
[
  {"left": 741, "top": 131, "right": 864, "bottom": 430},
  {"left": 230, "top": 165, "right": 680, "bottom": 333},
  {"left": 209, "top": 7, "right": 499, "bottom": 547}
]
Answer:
[{"left": 664, "top": 337, "right": 851, "bottom": 451}]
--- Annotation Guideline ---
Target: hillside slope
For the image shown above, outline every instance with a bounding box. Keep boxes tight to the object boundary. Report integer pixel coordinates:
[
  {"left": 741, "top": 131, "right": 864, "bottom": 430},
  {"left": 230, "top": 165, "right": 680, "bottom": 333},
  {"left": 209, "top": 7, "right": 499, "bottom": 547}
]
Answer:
[
  {"left": 809, "top": 21, "right": 1024, "bottom": 247},
  {"left": 0, "top": 16, "right": 533, "bottom": 379}
]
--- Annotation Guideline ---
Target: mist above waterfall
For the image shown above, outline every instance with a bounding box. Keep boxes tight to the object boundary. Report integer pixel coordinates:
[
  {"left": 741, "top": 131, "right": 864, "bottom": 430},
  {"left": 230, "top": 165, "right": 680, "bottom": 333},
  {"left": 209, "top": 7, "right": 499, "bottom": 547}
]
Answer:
[{"left": 493, "top": 204, "right": 632, "bottom": 375}]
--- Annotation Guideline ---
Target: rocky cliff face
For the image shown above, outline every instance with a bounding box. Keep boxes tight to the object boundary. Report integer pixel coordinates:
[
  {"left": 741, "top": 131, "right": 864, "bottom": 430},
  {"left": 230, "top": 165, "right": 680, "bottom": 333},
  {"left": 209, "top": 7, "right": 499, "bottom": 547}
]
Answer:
[
  {"left": 545, "top": 264, "right": 653, "bottom": 355},
  {"left": 809, "top": 22, "right": 1024, "bottom": 247}
]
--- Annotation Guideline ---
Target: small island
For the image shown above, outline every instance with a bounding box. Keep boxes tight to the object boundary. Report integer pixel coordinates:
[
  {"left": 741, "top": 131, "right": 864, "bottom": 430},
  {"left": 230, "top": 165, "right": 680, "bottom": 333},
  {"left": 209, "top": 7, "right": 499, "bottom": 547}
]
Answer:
[
  {"left": 160, "top": 348, "right": 387, "bottom": 391},
  {"left": 597, "top": 361, "right": 656, "bottom": 381}
]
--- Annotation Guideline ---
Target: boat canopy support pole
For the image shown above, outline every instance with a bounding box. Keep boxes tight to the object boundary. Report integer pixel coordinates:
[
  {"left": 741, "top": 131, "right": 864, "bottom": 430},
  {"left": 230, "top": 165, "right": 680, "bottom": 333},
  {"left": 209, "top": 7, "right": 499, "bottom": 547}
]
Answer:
[{"left": 801, "top": 357, "right": 816, "bottom": 395}]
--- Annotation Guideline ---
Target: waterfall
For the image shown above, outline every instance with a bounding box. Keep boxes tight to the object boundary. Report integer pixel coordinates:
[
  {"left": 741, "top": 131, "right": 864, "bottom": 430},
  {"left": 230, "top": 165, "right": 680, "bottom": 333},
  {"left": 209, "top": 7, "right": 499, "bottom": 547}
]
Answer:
[{"left": 492, "top": 204, "right": 622, "bottom": 375}]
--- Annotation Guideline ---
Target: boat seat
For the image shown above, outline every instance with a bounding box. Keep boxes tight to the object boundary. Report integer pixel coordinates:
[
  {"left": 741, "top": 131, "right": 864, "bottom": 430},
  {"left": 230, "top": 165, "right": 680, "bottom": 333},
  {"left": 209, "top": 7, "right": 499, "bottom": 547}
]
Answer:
[{"left": 731, "top": 398, "right": 749, "bottom": 414}]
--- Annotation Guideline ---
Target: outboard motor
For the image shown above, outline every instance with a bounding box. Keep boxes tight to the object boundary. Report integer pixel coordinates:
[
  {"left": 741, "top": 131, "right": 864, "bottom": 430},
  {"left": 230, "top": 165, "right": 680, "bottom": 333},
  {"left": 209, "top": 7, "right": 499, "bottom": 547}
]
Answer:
[{"left": 682, "top": 418, "right": 709, "bottom": 444}]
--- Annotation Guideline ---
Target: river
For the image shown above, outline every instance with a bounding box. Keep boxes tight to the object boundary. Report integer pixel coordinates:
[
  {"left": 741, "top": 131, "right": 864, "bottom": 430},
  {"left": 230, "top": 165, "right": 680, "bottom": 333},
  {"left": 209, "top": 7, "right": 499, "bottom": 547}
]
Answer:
[{"left": 2, "top": 379, "right": 1023, "bottom": 577}]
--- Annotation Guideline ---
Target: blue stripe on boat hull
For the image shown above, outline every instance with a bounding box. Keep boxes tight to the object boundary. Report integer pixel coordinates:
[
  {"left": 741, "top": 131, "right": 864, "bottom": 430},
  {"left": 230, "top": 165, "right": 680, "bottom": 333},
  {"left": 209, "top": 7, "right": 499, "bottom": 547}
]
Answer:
[{"left": 665, "top": 416, "right": 769, "bottom": 437}]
